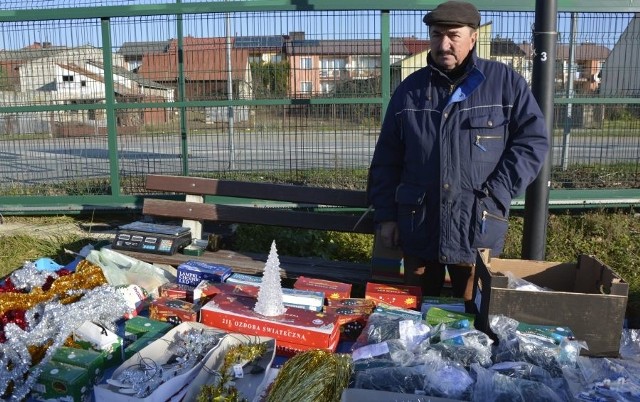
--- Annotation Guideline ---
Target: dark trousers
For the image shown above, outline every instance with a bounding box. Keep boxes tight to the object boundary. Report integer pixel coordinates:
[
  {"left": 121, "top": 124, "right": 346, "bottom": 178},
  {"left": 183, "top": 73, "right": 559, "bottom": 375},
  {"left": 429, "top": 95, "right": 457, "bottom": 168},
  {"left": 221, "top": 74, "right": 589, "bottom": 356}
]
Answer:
[{"left": 403, "top": 255, "right": 477, "bottom": 313}]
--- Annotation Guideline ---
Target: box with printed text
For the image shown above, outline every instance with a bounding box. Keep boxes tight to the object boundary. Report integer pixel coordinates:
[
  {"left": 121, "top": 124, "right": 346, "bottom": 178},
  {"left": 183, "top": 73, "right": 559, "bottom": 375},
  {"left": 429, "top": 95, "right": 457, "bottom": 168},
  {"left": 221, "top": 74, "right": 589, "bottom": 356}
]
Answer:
[
  {"left": 294, "top": 276, "right": 352, "bottom": 300},
  {"left": 365, "top": 282, "right": 422, "bottom": 310},
  {"left": 200, "top": 293, "right": 340, "bottom": 353},
  {"left": 176, "top": 260, "right": 232, "bottom": 286}
]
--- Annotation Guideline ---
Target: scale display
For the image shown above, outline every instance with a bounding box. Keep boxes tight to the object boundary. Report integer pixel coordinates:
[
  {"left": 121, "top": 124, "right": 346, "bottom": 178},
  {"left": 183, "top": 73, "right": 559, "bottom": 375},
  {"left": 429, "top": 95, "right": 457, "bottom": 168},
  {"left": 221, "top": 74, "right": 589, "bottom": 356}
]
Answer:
[{"left": 111, "top": 221, "right": 192, "bottom": 255}]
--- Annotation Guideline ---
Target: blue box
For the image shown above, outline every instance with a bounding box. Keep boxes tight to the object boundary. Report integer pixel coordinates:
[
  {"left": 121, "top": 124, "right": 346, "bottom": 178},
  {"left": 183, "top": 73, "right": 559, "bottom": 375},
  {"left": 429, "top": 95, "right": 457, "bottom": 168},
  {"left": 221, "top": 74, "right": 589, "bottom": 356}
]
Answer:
[
  {"left": 226, "top": 273, "right": 324, "bottom": 311},
  {"left": 176, "top": 260, "right": 233, "bottom": 286}
]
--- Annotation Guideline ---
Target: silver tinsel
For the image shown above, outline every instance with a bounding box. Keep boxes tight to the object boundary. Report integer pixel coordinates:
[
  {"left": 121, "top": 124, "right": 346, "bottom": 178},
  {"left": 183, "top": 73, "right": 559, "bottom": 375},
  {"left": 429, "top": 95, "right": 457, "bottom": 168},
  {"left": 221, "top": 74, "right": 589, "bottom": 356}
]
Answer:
[
  {"left": 0, "top": 284, "right": 129, "bottom": 401},
  {"left": 10, "top": 262, "right": 58, "bottom": 291},
  {"left": 113, "top": 328, "right": 223, "bottom": 397}
]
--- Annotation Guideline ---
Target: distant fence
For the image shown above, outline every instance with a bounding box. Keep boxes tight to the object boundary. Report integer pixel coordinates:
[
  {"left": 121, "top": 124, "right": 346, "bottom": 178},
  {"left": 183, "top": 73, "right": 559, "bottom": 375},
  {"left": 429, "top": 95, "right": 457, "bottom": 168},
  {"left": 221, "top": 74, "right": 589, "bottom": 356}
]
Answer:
[{"left": 0, "top": 0, "right": 639, "bottom": 213}]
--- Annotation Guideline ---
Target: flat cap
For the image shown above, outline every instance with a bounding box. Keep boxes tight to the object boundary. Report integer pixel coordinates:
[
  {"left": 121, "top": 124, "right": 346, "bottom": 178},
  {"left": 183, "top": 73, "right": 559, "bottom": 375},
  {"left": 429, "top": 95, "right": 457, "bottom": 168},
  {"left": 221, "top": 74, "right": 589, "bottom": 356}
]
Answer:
[{"left": 423, "top": 1, "right": 481, "bottom": 29}]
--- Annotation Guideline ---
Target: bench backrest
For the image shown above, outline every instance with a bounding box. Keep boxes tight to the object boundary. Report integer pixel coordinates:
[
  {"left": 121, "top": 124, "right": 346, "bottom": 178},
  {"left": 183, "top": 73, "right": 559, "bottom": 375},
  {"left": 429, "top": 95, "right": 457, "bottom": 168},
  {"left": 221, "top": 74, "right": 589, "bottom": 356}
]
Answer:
[{"left": 142, "top": 175, "right": 375, "bottom": 234}]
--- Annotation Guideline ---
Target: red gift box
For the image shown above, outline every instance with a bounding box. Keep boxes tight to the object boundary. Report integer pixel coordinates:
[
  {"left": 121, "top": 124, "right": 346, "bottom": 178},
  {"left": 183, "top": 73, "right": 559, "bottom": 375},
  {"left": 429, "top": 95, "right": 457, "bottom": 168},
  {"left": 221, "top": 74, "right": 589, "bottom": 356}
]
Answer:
[
  {"left": 365, "top": 282, "right": 422, "bottom": 310},
  {"left": 149, "top": 297, "right": 200, "bottom": 325},
  {"left": 158, "top": 282, "right": 196, "bottom": 303},
  {"left": 193, "top": 281, "right": 259, "bottom": 305},
  {"left": 326, "top": 298, "right": 376, "bottom": 310},
  {"left": 293, "top": 276, "right": 352, "bottom": 300},
  {"left": 200, "top": 294, "right": 340, "bottom": 352}
]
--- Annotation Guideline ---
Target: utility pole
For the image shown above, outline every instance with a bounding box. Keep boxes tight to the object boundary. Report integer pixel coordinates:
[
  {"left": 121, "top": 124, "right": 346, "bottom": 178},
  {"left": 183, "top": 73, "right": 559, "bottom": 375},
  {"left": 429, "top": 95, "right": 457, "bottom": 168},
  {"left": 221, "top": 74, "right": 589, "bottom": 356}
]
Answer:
[{"left": 522, "top": 0, "right": 558, "bottom": 260}]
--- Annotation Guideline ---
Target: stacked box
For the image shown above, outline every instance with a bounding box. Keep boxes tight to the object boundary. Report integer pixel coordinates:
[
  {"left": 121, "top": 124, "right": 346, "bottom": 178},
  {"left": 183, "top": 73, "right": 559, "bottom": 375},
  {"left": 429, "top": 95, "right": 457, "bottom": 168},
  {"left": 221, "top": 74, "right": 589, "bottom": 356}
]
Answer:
[
  {"left": 293, "top": 276, "right": 352, "bottom": 300},
  {"left": 421, "top": 296, "right": 466, "bottom": 315},
  {"left": 124, "top": 331, "right": 165, "bottom": 360},
  {"left": 159, "top": 282, "right": 196, "bottom": 302},
  {"left": 474, "top": 251, "right": 629, "bottom": 357},
  {"left": 124, "top": 316, "right": 172, "bottom": 343},
  {"left": 193, "top": 281, "right": 260, "bottom": 305},
  {"left": 425, "top": 307, "right": 475, "bottom": 328},
  {"left": 149, "top": 297, "right": 200, "bottom": 325},
  {"left": 200, "top": 294, "right": 340, "bottom": 353},
  {"left": 326, "top": 298, "right": 376, "bottom": 309},
  {"left": 365, "top": 282, "right": 422, "bottom": 310},
  {"left": 51, "top": 346, "right": 105, "bottom": 385},
  {"left": 224, "top": 274, "right": 325, "bottom": 311},
  {"left": 176, "top": 260, "right": 233, "bottom": 286},
  {"left": 72, "top": 321, "right": 123, "bottom": 369},
  {"left": 31, "top": 361, "right": 91, "bottom": 402},
  {"left": 324, "top": 304, "right": 373, "bottom": 340}
]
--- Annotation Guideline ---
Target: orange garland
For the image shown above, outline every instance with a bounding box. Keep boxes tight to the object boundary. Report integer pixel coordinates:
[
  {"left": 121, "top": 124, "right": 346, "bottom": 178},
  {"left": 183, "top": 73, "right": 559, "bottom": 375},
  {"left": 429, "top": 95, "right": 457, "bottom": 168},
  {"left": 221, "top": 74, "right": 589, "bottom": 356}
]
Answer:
[{"left": 0, "top": 260, "right": 107, "bottom": 316}]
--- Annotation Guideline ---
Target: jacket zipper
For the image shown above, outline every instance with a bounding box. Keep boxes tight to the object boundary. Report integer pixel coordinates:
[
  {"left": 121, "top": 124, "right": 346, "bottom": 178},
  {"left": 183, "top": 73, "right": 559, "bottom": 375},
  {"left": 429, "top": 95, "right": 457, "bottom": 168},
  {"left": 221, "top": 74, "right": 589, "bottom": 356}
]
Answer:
[
  {"left": 474, "top": 135, "right": 502, "bottom": 151},
  {"left": 481, "top": 210, "right": 508, "bottom": 233}
]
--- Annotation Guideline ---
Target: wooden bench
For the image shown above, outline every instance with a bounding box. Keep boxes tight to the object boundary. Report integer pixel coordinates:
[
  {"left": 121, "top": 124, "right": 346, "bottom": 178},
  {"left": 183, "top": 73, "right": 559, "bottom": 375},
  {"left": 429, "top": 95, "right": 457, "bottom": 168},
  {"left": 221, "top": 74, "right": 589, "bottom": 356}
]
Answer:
[{"left": 118, "top": 174, "right": 403, "bottom": 285}]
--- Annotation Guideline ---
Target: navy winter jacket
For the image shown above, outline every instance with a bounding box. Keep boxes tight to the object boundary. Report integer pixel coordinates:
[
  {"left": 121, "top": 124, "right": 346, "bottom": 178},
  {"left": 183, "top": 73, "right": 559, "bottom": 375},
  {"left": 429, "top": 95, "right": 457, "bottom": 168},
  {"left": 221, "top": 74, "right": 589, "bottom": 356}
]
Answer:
[{"left": 368, "top": 50, "right": 549, "bottom": 265}]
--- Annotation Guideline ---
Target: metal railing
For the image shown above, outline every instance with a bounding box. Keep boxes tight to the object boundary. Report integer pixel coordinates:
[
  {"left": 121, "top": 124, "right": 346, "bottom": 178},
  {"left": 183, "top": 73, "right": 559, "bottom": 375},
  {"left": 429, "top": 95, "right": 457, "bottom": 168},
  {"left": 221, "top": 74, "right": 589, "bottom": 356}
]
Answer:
[{"left": 0, "top": 1, "right": 639, "bottom": 213}]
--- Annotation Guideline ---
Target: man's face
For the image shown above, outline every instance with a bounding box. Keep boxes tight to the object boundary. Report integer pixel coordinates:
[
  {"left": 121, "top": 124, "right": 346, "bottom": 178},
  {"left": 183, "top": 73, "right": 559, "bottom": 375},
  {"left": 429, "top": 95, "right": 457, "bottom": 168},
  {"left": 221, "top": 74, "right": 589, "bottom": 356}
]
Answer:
[{"left": 429, "top": 25, "right": 478, "bottom": 71}]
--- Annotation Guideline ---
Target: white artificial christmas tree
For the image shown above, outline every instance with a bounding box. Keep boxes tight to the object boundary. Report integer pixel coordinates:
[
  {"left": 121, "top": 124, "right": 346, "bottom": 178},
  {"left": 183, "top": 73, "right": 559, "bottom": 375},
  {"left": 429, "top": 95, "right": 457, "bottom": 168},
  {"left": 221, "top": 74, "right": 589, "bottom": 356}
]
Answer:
[{"left": 253, "top": 240, "right": 286, "bottom": 316}]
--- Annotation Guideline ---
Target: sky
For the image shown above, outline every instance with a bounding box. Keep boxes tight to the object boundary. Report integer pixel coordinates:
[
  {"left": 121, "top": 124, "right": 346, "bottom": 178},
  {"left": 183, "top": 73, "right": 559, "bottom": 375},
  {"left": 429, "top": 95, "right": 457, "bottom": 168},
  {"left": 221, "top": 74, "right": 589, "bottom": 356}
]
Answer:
[{"left": 0, "top": 7, "right": 633, "bottom": 52}]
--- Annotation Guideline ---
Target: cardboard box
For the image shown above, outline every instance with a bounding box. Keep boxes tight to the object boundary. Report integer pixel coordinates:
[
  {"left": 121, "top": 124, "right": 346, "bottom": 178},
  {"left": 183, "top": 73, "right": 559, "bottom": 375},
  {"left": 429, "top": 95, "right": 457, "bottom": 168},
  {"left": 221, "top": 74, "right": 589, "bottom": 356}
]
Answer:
[
  {"left": 473, "top": 251, "right": 628, "bottom": 357},
  {"left": 94, "top": 322, "right": 227, "bottom": 402},
  {"left": 326, "top": 298, "right": 376, "bottom": 309},
  {"left": 124, "top": 316, "right": 173, "bottom": 340},
  {"left": 421, "top": 296, "right": 466, "bottom": 315},
  {"left": 172, "top": 335, "right": 276, "bottom": 402},
  {"left": 51, "top": 346, "right": 105, "bottom": 385},
  {"left": 294, "top": 276, "right": 352, "bottom": 300},
  {"left": 31, "top": 361, "right": 91, "bottom": 402},
  {"left": 72, "top": 321, "right": 123, "bottom": 369},
  {"left": 193, "top": 281, "right": 260, "bottom": 305},
  {"left": 149, "top": 297, "right": 200, "bottom": 325},
  {"left": 324, "top": 306, "right": 370, "bottom": 341},
  {"left": 158, "top": 282, "right": 196, "bottom": 302},
  {"left": 200, "top": 294, "right": 340, "bottom": 352},
  {"left": 365, "top": 282, "right": 422, "bottom": 310},
  {"left": 176, "top": 260, "right": 232, "bottom": 286},
  {"left": 225, "top": 274, "right": 325, "bottom": 311},
  {"left": 124, "top": 331, "right": 165, "bottom": 360}
]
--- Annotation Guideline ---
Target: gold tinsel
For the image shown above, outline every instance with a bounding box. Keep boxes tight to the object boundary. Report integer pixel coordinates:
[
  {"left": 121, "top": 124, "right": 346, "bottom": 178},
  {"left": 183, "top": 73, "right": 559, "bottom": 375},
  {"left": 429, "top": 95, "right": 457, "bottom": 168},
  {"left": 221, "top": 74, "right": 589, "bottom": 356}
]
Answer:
[
  {"left": 0, "top": 259, "right": 107, "bottom": 316},
  {"left": 197, "top": 341, "right": 269, "bottom": 402},
  {"left": 266, "top": 349, "right": 353, "bottom": 402}
]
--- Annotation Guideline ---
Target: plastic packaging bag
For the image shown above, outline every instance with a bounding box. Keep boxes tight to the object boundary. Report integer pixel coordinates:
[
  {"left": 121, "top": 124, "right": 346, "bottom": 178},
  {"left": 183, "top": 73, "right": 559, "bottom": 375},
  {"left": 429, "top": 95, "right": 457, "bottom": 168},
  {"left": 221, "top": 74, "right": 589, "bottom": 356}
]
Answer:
[
  {"left": 86, "top": 248, "right": 174, "bottom": 297},
  {"left": 471, "top": 363, "right": 567, "bottom": 402},
  {"left": 620, "top": 329, "right": 640, "bottom": 362},
  {"left": 504, "top": 271, "right": 547, "bottom": 291}
]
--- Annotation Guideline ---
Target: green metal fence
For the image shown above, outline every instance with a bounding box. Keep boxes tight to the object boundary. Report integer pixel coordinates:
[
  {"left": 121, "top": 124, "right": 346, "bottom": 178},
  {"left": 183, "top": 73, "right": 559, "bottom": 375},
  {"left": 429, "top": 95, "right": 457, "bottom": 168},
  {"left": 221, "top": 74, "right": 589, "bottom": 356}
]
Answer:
[{"left": 0, "top": 1, "right": 639, "bottom": 214}]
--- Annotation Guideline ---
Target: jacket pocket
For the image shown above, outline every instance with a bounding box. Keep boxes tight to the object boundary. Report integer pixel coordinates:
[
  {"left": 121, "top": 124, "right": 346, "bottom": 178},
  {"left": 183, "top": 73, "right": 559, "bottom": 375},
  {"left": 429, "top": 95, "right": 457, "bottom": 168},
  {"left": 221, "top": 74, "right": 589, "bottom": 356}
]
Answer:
[
  {"left": 395, "top": 184, "right": 428, "bottom": 250},
  {"left": 468, "top": 112, "right": 508, "bottom": 163},
  {"left": 471, "top": 193, "right": 509, "bottom": 254}
]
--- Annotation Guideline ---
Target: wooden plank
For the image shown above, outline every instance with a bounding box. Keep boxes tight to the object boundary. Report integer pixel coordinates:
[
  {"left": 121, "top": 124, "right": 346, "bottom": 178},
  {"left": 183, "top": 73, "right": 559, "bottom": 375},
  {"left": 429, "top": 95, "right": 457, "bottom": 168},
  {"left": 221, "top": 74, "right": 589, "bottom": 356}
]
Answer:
[
  {"left": 145, "top": 175, "right": 369, "bottom": 208},
  {"left": 143, "top": 199, "right": 376, "bottom": 234},
  {"left": 117, "top": 249, "right": 372, "bottom": 285}
]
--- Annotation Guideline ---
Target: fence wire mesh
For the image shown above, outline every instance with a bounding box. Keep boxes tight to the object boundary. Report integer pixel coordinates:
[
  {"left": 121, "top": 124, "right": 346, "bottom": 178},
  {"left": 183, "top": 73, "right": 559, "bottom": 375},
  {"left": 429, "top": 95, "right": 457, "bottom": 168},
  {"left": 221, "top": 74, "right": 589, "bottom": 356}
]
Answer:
[{"left": 0, "top": 3, "right": 639, "bottom": 202}]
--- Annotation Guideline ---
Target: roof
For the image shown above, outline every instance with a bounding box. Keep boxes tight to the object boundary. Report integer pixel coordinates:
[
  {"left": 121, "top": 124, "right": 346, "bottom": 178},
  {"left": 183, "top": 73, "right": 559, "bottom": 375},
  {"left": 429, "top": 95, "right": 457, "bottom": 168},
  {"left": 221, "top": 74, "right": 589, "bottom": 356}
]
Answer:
[
  {"left": 234, "top": 35, "right": 284, "bottom": 49},
  {"left": 87, "top": 60, "right": 173, "bottom": 90},
  {"left": 519, "top": 42, "right": 610, "bottom": 61},
  {"left": 118, "top": 41, "right": 171, "bottom": 56},
  {"left": 56, "top": 62, "right": 137, "bottom": 96},
  {"left": 491, "top": 39, "right": 526, "bottom": 57},
  {"left": 137, "top": 47, "right": 250, "bottom": 82},
  {"left": 284, "top": 38, "right": 424, "bottom": 56}
]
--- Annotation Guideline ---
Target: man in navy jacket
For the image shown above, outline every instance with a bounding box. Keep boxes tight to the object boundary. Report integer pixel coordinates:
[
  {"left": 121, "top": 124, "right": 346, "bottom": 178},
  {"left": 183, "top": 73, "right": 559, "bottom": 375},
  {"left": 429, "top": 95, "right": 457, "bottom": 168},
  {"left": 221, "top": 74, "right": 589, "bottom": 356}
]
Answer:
[{"left": 368, "top": 1, "right": 549, "bottom": 312}]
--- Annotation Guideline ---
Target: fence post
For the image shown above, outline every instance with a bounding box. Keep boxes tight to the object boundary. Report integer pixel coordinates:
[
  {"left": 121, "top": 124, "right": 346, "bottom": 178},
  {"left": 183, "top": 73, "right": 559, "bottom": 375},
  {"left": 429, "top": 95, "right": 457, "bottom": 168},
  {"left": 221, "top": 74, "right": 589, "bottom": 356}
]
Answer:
[{"left": 522, "top": 0, "right": 558, "bottom": 260}]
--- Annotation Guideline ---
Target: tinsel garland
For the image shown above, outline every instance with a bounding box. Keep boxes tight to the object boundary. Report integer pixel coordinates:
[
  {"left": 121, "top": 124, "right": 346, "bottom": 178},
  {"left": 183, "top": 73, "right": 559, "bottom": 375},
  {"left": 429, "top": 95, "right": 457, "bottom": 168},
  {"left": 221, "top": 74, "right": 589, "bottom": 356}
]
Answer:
[
  {"left": 266, "top": 350, "right": 353, "bottom": 402},
  {"left": 196, "top": 340, "right": 269, "bottom": 402},
  {"left": 0, "top": 259, "right": 128, "bottom": 401},
  {"left": 0, "top": 260, "right": 107, "bottom": 316}
]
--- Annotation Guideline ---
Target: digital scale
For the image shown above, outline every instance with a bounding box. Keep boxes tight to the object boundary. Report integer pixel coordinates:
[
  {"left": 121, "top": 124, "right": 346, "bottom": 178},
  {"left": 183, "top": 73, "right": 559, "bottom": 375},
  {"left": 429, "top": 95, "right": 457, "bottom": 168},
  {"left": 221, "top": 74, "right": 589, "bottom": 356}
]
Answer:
[{"left": 111, "top": 221, "right": 192, "bottom": 255}]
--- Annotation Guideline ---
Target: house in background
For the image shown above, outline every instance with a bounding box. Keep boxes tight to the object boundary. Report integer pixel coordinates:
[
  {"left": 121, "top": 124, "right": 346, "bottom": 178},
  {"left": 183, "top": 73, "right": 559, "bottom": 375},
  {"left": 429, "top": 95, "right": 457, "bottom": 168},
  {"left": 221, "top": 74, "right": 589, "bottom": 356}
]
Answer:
[
  {"left": 0, "top": 43, "right": 174, "bottom": 135},
  {"left": 136, "top": 36, "right": 253, "bottom": 122},
  {"left": 490, "top": 37, "right": 529, "bottom": 81},
  {"left": 118, "top": 40, "right": 171, "bottom": 72},
  {"left": 284, "top": 33, "right": 428, "bottom": 98},
  {"left": 600, "top": 13, "right": 640, "bottom": 97},
  {"left": 519, "top": 41, "right": 609, "bottom": 95}
]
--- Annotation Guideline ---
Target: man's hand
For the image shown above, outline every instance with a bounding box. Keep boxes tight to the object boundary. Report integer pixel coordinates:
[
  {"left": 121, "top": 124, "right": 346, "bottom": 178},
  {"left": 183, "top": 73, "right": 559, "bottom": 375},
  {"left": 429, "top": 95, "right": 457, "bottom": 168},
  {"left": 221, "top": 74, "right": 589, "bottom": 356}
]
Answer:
[{"left": 379, "top": 221, "right": 399, "bottom": 248}]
